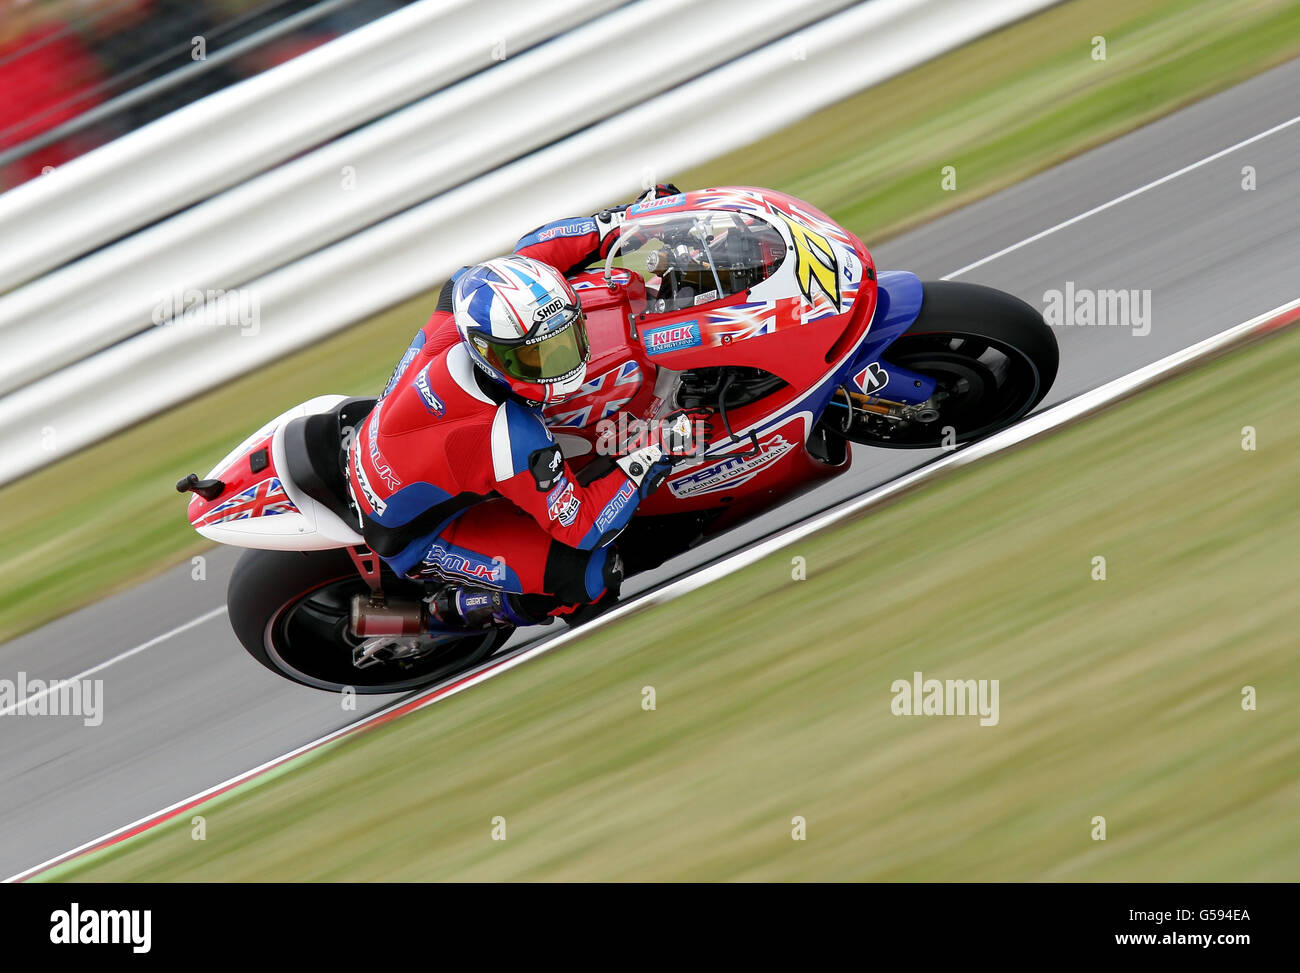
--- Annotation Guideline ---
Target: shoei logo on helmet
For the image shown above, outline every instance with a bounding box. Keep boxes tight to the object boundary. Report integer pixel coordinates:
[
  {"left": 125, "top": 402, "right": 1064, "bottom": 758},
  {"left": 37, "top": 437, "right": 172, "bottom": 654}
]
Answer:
[{"left": 533, "top": 297, "right": 566, "bottom": 323}]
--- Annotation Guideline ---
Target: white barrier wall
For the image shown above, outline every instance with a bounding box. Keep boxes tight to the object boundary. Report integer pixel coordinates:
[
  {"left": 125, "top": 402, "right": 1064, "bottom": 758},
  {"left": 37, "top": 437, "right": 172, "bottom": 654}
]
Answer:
[
  {"left": 0, "top": 0, "right": 1061, "bottom": 486},
  {"left": 0, "top": 0, "right": 625, "bottom": 292},
  {"left": 0, "top": 0, "right": 861, "bottom": 395}
]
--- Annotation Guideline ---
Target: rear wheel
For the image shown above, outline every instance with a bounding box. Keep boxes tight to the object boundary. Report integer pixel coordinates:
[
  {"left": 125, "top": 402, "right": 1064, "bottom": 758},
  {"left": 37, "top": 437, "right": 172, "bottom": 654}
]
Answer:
[
  {"left": 835, "top": 281, "right": 1057, "bottom": 448},
  {"left": 227, "top": 548, "right": 510, "bottom": 694}
]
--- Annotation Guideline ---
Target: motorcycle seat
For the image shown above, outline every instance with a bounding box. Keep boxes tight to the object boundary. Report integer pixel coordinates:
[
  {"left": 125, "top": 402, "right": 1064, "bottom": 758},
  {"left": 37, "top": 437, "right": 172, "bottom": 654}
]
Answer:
[{"left": 281, "top": 396, "right": 376, "bottom": 527}]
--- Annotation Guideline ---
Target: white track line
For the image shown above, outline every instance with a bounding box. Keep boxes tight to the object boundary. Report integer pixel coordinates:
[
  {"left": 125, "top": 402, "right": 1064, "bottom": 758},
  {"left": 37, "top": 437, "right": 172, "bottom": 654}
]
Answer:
[
  {"left": 10, "top": 108, "right": 1300, "bottom": 881},
  {"left": 0, "top": 605, "right": 226, "bottom": 717},
  {"left": 9, "top": 295, "right": 1297, "bottom": 883},
  {"left": 943, "top": 111, "right": 1300, "bottom": 280},
  {"left": 3, "top": 632, "right": 580, "bottom": 882}
]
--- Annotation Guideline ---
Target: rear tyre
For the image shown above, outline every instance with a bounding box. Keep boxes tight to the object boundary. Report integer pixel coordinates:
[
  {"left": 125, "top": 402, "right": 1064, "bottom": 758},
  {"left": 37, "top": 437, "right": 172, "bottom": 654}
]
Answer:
[
  {"left": 837, "top": 280, "right": 1057, "bottom": 448},
  {"left": 227, "top": 548, "right": 510, "bottom": 694}
]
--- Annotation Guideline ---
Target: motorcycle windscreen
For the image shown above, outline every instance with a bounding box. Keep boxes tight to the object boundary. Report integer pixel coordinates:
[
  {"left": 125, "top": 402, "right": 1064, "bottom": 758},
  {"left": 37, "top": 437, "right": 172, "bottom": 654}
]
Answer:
[{"left": 608, "top": 210, "right": 788, "bottom": 315}]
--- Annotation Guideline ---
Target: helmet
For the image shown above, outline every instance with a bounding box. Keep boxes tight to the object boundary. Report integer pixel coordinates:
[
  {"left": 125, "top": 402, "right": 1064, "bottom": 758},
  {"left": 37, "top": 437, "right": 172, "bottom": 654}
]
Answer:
[{"left": 452, "top": 255, "right": 590, "bottom": 404}]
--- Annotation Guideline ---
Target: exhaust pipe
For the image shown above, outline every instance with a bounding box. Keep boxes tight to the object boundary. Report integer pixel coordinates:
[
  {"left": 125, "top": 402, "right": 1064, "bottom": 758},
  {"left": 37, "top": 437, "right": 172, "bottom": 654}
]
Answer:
[{"left": 349, "top": 595, "right": 425, "bottom": 637}]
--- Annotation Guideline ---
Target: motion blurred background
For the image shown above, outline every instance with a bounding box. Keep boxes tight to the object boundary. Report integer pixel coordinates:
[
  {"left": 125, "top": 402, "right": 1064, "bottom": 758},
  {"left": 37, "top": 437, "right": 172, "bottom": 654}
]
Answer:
[{"left": 1, "top": 0, "right": 407, "bottom": 188}]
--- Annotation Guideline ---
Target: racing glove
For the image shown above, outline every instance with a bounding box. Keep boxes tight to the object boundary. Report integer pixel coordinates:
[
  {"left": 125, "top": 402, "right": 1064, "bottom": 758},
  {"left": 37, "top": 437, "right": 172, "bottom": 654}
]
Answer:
[
  {"left": 595, "top": 183, "right": 685, "bottom": 246},
  {"left": 635, "top": 183, "right": 683, "bottom": 202},
  {"left": 660, "top": 408, "right": 711, "bottom": 459},
  {"left": 615, "top": 409, "right": 711, "bottom": 497},
  {"left": 616, "top": 445, "right": 674, "bottom": 499}
]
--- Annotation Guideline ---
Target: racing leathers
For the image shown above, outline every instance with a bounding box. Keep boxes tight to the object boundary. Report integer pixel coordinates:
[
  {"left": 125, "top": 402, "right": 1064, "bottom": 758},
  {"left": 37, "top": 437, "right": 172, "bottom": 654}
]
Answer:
[{"left": 344, "top": 203, "right": 668, "bottom": 625}]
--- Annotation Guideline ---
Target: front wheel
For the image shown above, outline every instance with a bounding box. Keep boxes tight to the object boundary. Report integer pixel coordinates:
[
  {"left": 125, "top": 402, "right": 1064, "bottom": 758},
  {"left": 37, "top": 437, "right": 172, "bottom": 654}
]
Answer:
[
  {"left": 227, "top": 548, "right": 510, "bottom": 694},
  {"left": 835, "top": 281, "right": 1057, "bottom": 448}
]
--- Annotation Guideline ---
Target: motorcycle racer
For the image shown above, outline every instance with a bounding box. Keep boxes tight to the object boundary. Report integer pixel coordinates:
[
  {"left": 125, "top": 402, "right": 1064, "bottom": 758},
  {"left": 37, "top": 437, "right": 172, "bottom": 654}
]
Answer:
[{"left": 345, "top": 187, "right": 693, "bottom": 630}]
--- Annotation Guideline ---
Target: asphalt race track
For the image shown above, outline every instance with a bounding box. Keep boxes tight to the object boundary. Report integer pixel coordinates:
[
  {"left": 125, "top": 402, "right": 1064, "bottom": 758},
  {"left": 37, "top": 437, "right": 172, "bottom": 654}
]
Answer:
[{"left": 3, "top": 58, "right": 1298, "bottom": 878}]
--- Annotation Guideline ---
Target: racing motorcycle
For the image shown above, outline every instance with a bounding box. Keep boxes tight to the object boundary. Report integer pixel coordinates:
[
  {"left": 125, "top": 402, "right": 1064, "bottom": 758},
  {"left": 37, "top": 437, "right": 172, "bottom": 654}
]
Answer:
[{"left": 177, "top": 187, "right": 1057, "bottom": 693}]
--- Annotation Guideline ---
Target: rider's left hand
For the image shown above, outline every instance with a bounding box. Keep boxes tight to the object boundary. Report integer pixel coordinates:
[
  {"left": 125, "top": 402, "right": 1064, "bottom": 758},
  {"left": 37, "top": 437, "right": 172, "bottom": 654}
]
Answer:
[{"left": 661, "top": 409, "right": 711, "bottom": 462}]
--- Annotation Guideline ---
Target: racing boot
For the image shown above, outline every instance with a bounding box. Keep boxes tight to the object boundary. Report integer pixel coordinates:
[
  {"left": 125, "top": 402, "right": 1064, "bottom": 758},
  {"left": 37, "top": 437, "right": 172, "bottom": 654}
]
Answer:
[{"left": 428, "top": 586, "right": 553, "bottom": 630}]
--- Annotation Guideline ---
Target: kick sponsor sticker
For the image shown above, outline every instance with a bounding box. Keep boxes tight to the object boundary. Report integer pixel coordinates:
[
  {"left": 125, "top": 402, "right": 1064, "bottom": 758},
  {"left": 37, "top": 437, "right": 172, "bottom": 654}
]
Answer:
[{"left": 643, "top": 320, "right": 702, "bottom": 356}]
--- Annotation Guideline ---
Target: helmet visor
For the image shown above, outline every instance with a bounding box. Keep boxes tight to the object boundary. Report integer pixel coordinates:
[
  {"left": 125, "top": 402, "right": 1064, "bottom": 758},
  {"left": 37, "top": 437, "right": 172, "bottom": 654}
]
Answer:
[{"left": 476, "top": 311, "right": 590, "bottom": 384}]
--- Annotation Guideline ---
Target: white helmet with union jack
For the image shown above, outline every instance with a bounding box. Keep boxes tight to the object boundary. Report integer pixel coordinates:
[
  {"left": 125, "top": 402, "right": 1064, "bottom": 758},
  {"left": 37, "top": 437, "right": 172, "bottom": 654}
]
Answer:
[{"left": 452, "top": 255, "right": 590, "bottom": 405}]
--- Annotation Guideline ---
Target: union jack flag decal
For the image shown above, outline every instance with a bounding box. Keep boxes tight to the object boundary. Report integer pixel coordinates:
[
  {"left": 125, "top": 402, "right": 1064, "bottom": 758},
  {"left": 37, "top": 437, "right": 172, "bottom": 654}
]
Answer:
[
  {"left": 198, "top": 477, "right": 298, "bottom": 525},
  {"left": 546, "top": 361, "right": 642, "bottom": 428}
]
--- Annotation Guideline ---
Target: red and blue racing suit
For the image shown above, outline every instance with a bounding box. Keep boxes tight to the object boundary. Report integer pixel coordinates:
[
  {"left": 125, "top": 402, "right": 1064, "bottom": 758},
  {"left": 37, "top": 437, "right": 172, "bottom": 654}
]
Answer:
[{"left": 345, "top": 207, "right": 654, "bottom": 615}]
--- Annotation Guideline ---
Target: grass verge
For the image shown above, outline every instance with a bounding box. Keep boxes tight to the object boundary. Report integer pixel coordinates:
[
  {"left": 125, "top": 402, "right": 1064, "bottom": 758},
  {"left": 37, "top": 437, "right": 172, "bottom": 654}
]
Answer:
[
  {"left": 5, "top": 0, "right": 1300, "bottom": 643},
  {"left": 50, "top": 324, "right": 1300, "bottom": 881}
]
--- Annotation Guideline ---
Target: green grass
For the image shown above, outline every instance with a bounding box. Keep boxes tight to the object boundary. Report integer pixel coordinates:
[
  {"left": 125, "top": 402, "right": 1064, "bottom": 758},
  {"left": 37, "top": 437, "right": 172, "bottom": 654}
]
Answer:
[
  {"left": 5, "top": 0, "right": 1300, "bottom": 643},
  {"left": 52, "top": 324, "right": 1300, "bottom": 881}
]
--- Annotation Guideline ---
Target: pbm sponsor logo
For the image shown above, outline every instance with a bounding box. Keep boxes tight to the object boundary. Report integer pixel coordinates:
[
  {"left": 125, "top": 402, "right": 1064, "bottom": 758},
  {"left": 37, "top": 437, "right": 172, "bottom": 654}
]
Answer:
[
  {"left": 537, "top": 218, "right": 597, "bottom": 241},
  {"left": 667, "top": 433, "right": 795, "bottom": 498},
  {"left": 643, "top": 320, "right": 701, "bottom": 356},
  {"left": 422, "top": 544, "right": 505, "bottom": 585},
  {"left": 595, "top": 480, "right": 636, "bottom": 532}
]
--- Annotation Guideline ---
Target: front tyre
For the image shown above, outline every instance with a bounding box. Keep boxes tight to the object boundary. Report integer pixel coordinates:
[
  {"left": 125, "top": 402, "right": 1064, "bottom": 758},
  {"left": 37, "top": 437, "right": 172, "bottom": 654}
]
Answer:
[
  {"left": 227, "top": 548, "right": 510, "bottom": 694},
  {"left": 837, "top": 281, "right": 1058, "bottom": 448}
]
